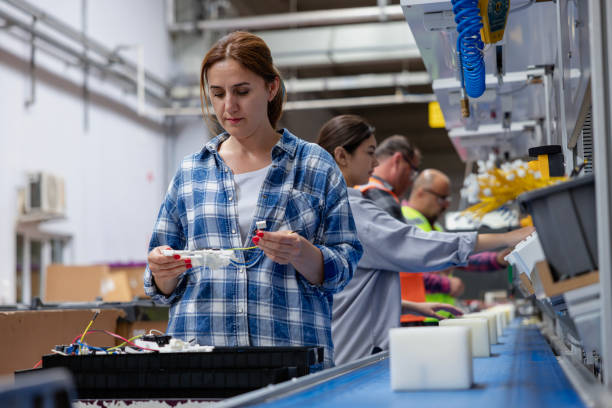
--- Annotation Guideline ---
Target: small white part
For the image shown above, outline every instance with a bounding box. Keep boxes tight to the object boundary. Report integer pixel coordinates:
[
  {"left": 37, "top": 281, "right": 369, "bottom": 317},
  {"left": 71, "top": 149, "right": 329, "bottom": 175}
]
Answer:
[
  {"left": 389, "top": 326, "right": 472, "bottom": 391},
  {"left": 256, "top": 220, "right": 267, "bottom": 230},
  {"left": 504, "top": 232, "right": 545, "bottom": 298},
  {"left": 161, "top": 249, "right": 235, "bottom": 269},
  {"left": 134, "top": 337, "right": 215, "bottom": 353},
  {"left": 439, "top": 318, "right": 490, "bottom": 357}
]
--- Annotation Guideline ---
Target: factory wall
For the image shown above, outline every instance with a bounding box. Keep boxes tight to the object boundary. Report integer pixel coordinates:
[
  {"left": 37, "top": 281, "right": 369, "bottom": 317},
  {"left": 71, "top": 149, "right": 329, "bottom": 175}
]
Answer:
[{"left": 0, "top": 0, "right": 172, "bottom": 303}]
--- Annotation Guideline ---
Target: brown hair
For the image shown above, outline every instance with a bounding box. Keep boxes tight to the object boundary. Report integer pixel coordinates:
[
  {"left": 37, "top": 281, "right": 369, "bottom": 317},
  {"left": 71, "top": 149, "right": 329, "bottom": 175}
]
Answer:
[
  {"left": 316, "top": 115, "right": 375, "bottom": 158},
  {"left": 199, "top": 31, "right": 286, "bottom": 131}
]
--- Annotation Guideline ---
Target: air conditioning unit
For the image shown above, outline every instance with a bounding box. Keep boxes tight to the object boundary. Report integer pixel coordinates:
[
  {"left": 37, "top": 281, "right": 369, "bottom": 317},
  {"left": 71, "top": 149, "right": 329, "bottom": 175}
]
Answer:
[{"left": 24, "top": 172, "right": 66, "bottom": 216}]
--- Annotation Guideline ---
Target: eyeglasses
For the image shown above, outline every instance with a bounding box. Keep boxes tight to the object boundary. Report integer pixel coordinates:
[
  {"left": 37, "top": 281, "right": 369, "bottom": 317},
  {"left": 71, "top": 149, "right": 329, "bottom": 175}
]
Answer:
[
  {"left": 401, "top": 153, "right": 420, "bottom": 173},
  {"left": 424, "top": 188, "right": 451, "bottom": 205}
]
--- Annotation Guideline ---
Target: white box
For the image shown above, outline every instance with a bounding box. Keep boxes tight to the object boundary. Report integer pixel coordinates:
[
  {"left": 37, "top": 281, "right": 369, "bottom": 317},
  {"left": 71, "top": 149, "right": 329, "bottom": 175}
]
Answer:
[
  {"left": 439, "top": 318, "right": 490, "bottom": 357},
  {"left": 389, "top": 327, "right": 473, "bottom": 390},
  {"left": 462, "top": 313, "right": 497, "bottom": 345},
  {"left": 491, "top": 310, "right": 504, "bottom": 336}
]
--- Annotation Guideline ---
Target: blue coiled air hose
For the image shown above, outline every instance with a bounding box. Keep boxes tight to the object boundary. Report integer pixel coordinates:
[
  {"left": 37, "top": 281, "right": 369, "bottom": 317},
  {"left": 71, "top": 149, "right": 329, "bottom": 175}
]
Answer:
[{"left": 451, "top": 0, "right": 486, "bottom": 98}]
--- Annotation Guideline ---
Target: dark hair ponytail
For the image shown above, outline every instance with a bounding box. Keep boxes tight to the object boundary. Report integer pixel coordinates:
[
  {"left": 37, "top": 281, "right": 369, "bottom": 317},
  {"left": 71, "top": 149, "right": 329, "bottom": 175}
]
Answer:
[{"left": 317, "top": 115, "right": 375, "bottom": 158}]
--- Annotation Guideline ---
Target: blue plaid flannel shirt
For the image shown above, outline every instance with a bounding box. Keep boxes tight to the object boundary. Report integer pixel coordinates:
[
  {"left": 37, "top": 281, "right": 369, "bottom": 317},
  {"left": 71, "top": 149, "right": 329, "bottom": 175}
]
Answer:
[{"left": 144, "top": 129, "right": 363, "bottom": 366}]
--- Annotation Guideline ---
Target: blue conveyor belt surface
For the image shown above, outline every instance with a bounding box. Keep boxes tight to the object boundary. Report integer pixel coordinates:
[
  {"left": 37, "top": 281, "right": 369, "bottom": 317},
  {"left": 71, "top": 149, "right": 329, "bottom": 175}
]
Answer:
[{"left": 251, "top": 322, "right": 584, "bottom": 407}]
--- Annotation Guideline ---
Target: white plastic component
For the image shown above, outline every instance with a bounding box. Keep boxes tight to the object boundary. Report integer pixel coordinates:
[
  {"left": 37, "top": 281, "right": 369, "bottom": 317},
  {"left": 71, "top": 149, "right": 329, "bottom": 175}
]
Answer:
[
  {"left": 134, "top": 338, "right": 215, "bottom": 353},
  {"left": 504, "top": 232, "right": 545, "bottom": 277},
  {"left": 255, "top": 220, "right": 267, "bottom": 230},
  {"left": 439, "top": 318, "right": 490, "bottom": 357},
  {"left": 462, "top": 313, "right": 497, "bottom": 345},
  {"left": 389, "top": 326, "right": 473, "bottom": 390},
  {"left": 161, "top": 249, "right": 234, "bottom": 269}
]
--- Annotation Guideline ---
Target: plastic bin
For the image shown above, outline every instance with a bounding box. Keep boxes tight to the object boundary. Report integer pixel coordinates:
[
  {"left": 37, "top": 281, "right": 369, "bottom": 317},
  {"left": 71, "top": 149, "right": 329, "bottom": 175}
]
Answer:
[
  {"left": 518, "top": 174, "right": 596, "bottom": 280},
  {"left": 16, "top": 346, "right": 324, "bottom": 399}
]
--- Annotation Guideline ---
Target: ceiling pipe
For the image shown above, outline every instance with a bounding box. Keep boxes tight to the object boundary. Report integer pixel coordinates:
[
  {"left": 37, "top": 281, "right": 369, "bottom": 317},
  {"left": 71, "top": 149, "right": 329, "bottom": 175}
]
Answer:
[
  {"left": 1, "top": 0, "right": 170, "bottom": 93},
  {"left": 157, "top": 93, "right": 436, "bottom": 116},
  {"left": 168, "top": 5, "right": 404, "bottom": 32},
  {"left": 170, "top": 71, "right": 432, "bottom": 100},
  {"left": 284, "top": 93, "right": 435, "bottom": 110},
  {"left": 0, "top": 6, "right": 169, "bottom": 106},
  {"left": 286, "top": 71, "right": 431, "bottom": 93}
]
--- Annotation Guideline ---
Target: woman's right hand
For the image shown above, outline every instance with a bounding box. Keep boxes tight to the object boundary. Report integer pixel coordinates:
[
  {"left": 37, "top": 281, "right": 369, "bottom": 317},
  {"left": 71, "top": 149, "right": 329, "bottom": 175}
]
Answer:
[
  {"left": 148, "top": 246, "right": 192, "bottom": 295},
  {"left": 475, "top": 226, "right": 536, "bottom": 253}
]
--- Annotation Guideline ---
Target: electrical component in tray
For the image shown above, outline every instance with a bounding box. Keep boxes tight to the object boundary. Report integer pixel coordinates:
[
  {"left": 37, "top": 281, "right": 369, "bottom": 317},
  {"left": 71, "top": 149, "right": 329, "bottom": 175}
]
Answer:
[{"left": 161, "top": 248, "right": 235, "bottom": 268}]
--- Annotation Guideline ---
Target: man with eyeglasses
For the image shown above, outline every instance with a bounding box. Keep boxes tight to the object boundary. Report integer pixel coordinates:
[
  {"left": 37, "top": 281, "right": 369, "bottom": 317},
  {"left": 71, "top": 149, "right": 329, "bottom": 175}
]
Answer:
[
  {"left": 356, "top": 135, "right": 421, "bottom": 222},
  {"left": 401, "top": 169, "right": 511, "bottom": 319},
  {"left": 356, "top": 137, "right": 461, "bottom": 324}
]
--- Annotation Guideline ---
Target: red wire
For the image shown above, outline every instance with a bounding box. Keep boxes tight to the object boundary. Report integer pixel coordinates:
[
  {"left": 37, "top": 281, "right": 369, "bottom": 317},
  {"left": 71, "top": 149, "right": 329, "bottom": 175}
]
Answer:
[{"left": 33, "top": 359, "right": 42, "bottom": 369}]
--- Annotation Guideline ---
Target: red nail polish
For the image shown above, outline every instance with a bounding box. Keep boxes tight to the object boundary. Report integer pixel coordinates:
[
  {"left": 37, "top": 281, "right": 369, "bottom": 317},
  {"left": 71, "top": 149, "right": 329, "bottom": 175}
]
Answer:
[
  {"left": 252, "top": 236, "right": 260, "bottom": 244},
  {"left": 173, "top": 254, "right": 180, "bottom": 260},
  {"left": 184, "top": 259, "right": 191, "bottom": 264},
  {"left": 257, "top": 231, "right": 264, "bottom": 238}
]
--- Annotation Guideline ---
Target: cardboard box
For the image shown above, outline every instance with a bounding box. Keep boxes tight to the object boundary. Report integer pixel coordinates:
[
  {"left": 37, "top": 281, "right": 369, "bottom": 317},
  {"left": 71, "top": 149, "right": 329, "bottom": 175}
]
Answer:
[
  {"left": 101, "top": 271, "right": 132, "bottom": 302},
  {"left": 116, "top": 319, "right": 169, "bottom": 341},
  {"left": 0, "top": 309, "right": 124, "bottom": 377},
  {"left": 45, "top": 265, "right": 133, "bottom": 303},
  {"left": 109, "top": 266, "right": 147, "bottom": 299}
]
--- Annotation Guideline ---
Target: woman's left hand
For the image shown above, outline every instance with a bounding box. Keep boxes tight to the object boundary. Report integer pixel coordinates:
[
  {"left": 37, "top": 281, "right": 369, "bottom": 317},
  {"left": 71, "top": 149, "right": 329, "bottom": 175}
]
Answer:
[
  {"left": 252, "top": 230, "right": 304, "bottom": 265},
  {"left": 403, "top": 301, "right": 464, "bottom": 320}
]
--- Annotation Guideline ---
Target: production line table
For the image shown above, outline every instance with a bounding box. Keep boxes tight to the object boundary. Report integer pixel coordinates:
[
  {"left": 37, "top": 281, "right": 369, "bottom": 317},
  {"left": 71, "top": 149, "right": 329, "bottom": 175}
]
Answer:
[{"left": 220, "top": 321, "right": 586, "bottom": 408}]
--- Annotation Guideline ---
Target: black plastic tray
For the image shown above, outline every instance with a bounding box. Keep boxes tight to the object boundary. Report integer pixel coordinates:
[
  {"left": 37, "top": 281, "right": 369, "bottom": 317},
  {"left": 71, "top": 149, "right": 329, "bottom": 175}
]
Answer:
[
  {"left": 17, "top": 346, "right": 324, "bottom": 399},
  {"left": 518, "top": 175, "right": 596, "bottom": 280}
]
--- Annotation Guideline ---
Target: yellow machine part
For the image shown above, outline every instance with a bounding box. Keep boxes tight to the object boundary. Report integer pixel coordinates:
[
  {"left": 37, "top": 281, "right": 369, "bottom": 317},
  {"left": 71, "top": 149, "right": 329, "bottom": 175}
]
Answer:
[
  {"left": 479, "top": 0, "right": 510, "bottom": 44},
  {"left": 528, "top": 155, "right": 551, "bottom": 180},
  {"left": 428, "top": 101, "right": 446, "bottom": 128}
]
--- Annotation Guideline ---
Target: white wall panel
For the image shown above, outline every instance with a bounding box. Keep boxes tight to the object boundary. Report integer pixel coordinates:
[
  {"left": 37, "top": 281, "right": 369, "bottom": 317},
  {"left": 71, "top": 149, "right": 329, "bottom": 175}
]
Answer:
[{"left": 0, "top": 0, "right": 171, "bottom": 303}]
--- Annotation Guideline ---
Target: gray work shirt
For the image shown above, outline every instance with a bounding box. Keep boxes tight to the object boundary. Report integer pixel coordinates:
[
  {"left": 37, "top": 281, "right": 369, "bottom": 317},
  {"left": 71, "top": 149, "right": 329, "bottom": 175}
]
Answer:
[{"left": 331, "top": 188, "right": 477, "bottom": 366}]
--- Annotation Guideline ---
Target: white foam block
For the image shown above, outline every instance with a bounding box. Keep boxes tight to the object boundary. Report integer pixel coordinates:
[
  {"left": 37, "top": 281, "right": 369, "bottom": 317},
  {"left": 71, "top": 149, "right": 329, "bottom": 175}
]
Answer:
[
  {"left": 439, "top": 318, "right": 490, "bottom": 357},
  {"left": 462, "top": 313, "right": 497, "bottom": 345},
  {"left": 482, "top": 309, "right": 504, "bottom": 336},
  {"left": 494, "top": 304, "right": 515, "bottom": 324},
  {"left": 500, "top": 303, "right": 516, "bottom": 323},
  {"left": 491, "top": 311, "right": 504, "bottom": 336},
  {"left": 389, "top": 327, "right": 473, "bottom": 390},
  {"left": 489, "top": 305, "right": 511, "bottom": 328}
]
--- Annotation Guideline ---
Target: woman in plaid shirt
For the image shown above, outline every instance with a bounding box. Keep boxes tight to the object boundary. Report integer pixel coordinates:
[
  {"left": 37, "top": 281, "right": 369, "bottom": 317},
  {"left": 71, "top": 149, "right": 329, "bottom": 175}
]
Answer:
[{"left": 144, "top": 32, "right": 362, "bottom": 367}]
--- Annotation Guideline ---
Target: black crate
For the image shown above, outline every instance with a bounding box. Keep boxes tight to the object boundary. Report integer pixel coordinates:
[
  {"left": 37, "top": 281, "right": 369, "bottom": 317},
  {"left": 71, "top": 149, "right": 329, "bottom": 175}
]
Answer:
[
  {"left": 17, "top": 346, "right": 324, "bottom": 399},
  {"left": 518, "top": 174, "right": 597, "bottom": 280}
]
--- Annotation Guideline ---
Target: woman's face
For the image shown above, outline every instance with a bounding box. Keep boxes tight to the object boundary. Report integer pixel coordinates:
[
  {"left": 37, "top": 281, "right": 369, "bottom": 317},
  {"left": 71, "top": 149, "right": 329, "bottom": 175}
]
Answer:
[
  {"left": 344, "top": 134, "right": 379, "bottom": 186},
  {"left": 207, "top": 58, "right": 278, "bottom": 139}
]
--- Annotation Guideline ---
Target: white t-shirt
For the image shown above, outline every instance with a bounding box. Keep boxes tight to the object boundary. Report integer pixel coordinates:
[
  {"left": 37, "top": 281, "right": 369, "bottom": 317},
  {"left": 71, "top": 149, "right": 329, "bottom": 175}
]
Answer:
[{"left": 233, "top": 165, "right": 271, "bottom": 243}]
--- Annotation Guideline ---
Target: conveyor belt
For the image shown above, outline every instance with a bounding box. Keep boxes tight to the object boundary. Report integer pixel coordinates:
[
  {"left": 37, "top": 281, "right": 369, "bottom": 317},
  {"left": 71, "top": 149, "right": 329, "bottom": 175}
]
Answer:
[{"left": 222, "top": 322, "right": 585, "bottom": 407}]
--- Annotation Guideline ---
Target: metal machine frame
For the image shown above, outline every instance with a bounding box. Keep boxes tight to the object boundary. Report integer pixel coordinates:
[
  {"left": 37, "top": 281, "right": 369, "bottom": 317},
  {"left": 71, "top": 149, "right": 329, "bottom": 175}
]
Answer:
[{"left": 402, "top": 0, "right": 612, "bottom": 396}]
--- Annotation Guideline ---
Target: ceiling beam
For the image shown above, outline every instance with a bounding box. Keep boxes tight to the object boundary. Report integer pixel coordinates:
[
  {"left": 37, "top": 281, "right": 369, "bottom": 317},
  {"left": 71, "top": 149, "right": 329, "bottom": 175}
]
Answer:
[
  {"left": 170, "top": 71, "right": 431, "bottom": 99},
  {"left": 168, "top": 5, "right": 404, "bottom": 32},
  {"left": 158, "top": 93, "right": 436, "bottom": 116}
]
